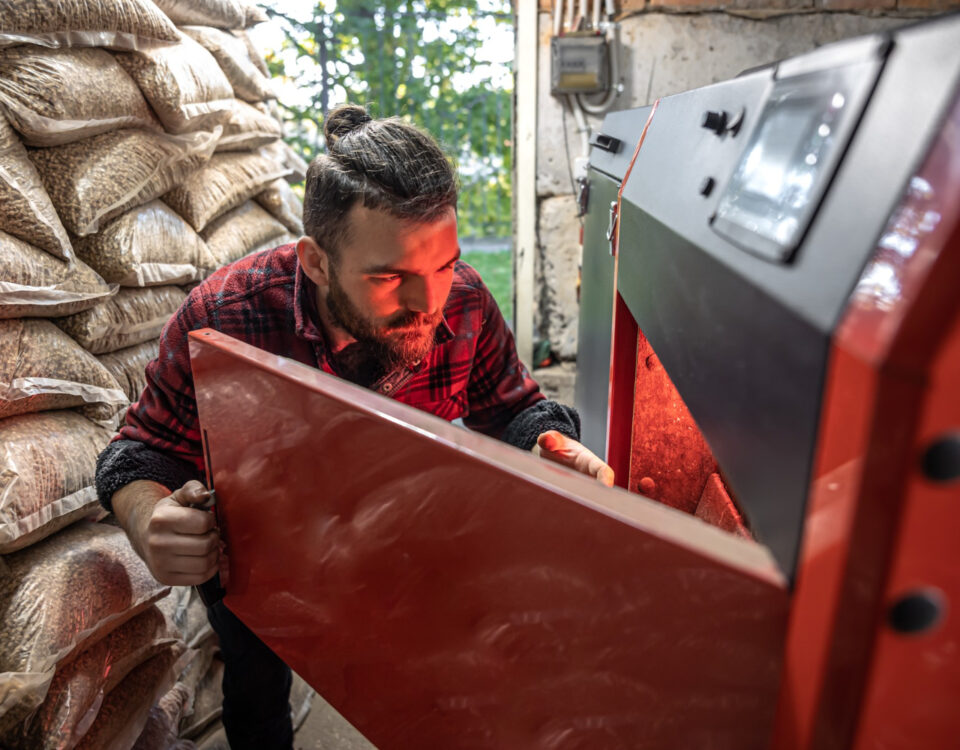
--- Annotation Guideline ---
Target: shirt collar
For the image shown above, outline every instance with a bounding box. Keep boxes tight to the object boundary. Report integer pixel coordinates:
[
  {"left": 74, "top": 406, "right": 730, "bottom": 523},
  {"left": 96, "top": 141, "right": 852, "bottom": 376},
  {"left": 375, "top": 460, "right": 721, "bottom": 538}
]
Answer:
[{"left": 294, "top": 261, "right": 455, "bottom": 351}]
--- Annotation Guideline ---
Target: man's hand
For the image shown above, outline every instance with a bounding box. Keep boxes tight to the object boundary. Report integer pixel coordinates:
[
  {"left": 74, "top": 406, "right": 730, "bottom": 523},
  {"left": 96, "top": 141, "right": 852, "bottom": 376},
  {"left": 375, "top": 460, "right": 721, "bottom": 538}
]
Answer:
[
  {"left": 534, "top": 430, "right": 615, "bottom": 487},
  {"left": 112, "top": 479, "right": 220, "bottom": 586}
]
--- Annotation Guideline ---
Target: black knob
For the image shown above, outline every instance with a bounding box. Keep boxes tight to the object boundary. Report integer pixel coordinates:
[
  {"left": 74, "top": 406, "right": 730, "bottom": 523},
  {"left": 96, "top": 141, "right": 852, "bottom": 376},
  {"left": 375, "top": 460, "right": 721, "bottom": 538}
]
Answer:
[
  {"left": 922, "top": 433, "right": 960, "bottom": 482},
  {"left": 702, "top": 110, "right": 728, "bottom": 135},
  {"left": 700, "top": 177, "right": 716, "bottom": 197}
]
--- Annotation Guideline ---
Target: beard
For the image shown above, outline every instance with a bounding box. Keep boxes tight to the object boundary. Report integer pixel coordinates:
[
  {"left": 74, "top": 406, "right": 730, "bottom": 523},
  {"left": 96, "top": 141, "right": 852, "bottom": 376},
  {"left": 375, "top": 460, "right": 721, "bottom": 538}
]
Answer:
[{"left": 325, "top": 266, "right": 442, "bottom": 371}]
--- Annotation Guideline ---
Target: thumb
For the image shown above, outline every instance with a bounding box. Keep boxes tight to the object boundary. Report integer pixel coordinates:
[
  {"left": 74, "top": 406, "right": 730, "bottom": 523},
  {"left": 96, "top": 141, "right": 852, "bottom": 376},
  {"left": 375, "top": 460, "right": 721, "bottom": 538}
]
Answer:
[{"left": 169, "top": 480, "right": 212, "bottom": 508}]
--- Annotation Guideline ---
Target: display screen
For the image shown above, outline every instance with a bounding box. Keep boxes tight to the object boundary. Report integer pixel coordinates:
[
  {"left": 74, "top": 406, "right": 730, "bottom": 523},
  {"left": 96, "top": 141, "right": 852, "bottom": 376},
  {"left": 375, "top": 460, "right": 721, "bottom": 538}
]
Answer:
[{"left": 712, "top": 61, "right": 879, "bottom": 262}]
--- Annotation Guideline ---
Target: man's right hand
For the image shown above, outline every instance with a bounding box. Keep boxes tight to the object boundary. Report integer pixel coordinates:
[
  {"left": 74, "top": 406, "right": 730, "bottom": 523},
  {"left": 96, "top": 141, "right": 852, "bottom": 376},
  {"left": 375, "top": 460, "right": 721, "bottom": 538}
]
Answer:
[{"left": 112, "top": 479, "right": 220, "bottom": 586}]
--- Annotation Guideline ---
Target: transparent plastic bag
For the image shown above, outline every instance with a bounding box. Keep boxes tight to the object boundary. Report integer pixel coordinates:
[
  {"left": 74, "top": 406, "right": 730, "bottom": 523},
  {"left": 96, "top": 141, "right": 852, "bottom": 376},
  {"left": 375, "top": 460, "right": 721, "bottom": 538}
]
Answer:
[
  {"left": 74, "top": 201, "right": 216, "bottom": 288},
  {"left": 74, "top": 643, "right": 193, "bottom": 750},
  {"left": 152, "top": 0, "right": 246, "bottom": 30},
  {"left": 131, "top": 682, "right": 194, "bottom": 750},
  {"left": 243, "top": 3, "right": 268, "bottom": 27},
  {"left": 232, "top": 29, "right": 268, "bottom": 76},
  {"left": 181, "top": 26, "right": 274, "bottom": 103},
  {"left": 29, "top": 128, "right": 220, "bottom": 237},
  {"left": 0, "top": 411, "right": 112, "bottom": 554},
  {"left": 54, "top": 286, "right": 186, "bottom": 355},
  {"left": 4, "top": 605, "right": 178, "bottom": 750},
  {"left": 216, "top": 99, "right": 281, "bottom": 153},
  {"left": 97, "top": 339, "right": 159, "bottom": 404},
  {"left": 0, "top": 112, "right": 73, "bottom": 260},
  {"left": 115, "top": 35, "right": 235, "bottom": 135},
  {"left": 0, "top": 46, "right": 162, "bottom": 147},
  {"left": 155, "top": 586, "right": 214, "bottom": 649},
  {"left": 0, "top": 0, "right": 180, "bottom": 51},
  {"left": 179, "top": 653, "right": 223, "bottom": 739},
  {"left": 290, "top": 672, "right": 315, "bottom": 732},
  {"left": 0, "top": 522, "right": 169, "bottom": 732},
  {"left": 259, "top": 139, "right": 307, "bottom": 184},
  {"left": 0, "top": 318, "right": 127, "bottom": 421},
  {"left": 200, "top": 202, "right": 288, "bottom": 268},
  {"left": 254, "top": 178, "right": 303, "bottom": 235},
  {"left": 163, "top": 151, "right": 290, "bottom": 232},
  {"left": 0, "top": 231, "right": 114, "bottom": 319}
]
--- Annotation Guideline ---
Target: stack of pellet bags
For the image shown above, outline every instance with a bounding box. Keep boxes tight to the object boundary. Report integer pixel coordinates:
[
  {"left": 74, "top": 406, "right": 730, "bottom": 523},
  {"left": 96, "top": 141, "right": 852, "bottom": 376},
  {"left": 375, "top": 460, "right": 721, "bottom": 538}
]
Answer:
[{"left": 0, "top": 0, "right": 315, "bottom": 747}]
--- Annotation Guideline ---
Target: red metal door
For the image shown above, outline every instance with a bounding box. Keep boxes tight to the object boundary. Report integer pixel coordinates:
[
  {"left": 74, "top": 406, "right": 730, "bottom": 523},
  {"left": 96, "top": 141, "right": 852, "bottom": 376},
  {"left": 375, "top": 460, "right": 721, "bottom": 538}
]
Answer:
[{"left": 190, "top": 329, "right": 788, "bottom": 749}]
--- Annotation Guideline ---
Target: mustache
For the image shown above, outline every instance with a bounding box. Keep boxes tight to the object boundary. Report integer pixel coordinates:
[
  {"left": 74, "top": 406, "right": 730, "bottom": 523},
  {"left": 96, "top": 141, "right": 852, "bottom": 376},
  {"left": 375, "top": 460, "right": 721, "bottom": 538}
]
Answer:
[{"left": 385, "top": 310, "right": 442, "bottom": 330}]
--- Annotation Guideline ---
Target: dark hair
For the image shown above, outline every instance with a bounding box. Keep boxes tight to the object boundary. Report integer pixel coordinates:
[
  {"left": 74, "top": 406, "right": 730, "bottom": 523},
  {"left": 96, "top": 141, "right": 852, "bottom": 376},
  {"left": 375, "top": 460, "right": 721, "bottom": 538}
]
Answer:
[{"left": 303, "top": 104, "right": 459, "bottom": 261}]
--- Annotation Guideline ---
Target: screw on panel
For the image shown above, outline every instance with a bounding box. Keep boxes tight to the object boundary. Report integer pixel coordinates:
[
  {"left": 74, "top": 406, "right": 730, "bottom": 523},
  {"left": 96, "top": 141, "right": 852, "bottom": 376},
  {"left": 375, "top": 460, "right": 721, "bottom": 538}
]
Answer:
[
  {"left": 887, "top": 589, "right": 945, "bottom": 635},
  {"left": 922, "top": 433, "right": 960, "bottom": 482}
]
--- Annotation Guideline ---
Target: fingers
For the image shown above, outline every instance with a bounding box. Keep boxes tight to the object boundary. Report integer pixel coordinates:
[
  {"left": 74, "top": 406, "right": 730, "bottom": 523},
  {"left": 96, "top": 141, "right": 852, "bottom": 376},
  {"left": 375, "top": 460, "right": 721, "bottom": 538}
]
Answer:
[
  {"left": 142, "top": 481, "right": 220, "bottom": 586},
  {"left": 536, "top": 431, "right": 616, "bottom": 487}
]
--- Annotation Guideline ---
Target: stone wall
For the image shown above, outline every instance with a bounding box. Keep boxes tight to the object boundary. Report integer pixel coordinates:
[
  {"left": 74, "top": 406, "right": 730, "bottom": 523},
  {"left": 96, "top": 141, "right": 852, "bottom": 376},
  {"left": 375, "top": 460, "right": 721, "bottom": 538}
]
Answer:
[{"left": 532, "top": 0, "right": 959, "bottom": 360}]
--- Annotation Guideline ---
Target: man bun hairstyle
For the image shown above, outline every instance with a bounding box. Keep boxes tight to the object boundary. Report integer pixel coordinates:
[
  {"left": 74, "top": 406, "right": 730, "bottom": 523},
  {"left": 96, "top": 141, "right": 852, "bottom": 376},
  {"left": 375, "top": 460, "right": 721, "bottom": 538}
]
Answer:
[{"left": 303, "top": 104, "right": 459, "bottom": 262}]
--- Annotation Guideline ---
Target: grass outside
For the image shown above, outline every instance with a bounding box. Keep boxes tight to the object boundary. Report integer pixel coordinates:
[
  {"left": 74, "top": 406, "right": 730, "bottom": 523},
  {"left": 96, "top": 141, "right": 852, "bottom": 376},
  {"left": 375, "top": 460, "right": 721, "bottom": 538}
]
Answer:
[{"left": 461, "top": 249, "right": 513, "bottom": 323}]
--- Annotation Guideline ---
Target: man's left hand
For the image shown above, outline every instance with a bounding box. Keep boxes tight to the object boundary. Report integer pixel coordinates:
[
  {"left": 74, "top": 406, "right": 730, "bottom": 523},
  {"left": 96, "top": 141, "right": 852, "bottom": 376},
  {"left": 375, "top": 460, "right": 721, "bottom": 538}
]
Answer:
[{"left": 534, "top": 430, "right": 615, "bottom": 487}]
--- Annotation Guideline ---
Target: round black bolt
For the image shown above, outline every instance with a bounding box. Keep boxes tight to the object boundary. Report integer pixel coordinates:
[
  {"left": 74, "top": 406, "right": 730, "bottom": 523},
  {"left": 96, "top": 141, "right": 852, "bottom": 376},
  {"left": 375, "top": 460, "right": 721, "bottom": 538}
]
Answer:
[
  {"left": 888, "top": 589, "right": 945, "bottom": 635},
  {"left": 700, "top": 177, "right": 716, "bottom": 197},
  {"left": 922, "top": 433, "right": 960, "bottom": 482}
]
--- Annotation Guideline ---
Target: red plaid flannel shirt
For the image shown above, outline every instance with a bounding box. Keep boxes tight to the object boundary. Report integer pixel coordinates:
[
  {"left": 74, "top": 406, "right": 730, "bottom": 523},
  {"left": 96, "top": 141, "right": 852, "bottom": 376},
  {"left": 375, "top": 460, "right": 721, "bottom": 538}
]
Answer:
[{"left": 117, "top": 243, "right": 544, "bottom": 475}]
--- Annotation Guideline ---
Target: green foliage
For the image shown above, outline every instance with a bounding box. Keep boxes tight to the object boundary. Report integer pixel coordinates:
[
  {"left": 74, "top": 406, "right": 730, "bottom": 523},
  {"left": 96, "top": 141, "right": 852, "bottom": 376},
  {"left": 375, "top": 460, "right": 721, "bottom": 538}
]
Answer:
[
  {"left": 263, "top": 0, "right": 513, "bottom": 239},
  {"left": 461, "top": 249, "right": 512, "bottom": 318}
]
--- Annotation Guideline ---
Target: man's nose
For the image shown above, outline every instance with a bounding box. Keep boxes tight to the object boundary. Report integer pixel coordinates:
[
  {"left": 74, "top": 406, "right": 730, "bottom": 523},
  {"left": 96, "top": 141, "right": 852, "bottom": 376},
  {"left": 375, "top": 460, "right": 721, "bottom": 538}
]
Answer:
[{"left": 405, "top": 275, "right": 443, "bottom": 315}]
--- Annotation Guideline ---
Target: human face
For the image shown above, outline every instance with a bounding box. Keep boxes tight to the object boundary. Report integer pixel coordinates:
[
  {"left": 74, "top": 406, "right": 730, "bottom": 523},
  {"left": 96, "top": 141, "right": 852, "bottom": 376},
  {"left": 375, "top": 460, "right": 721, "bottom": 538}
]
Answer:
[{"left": 303, "top": 204, "right": 460, "bottom": 369}]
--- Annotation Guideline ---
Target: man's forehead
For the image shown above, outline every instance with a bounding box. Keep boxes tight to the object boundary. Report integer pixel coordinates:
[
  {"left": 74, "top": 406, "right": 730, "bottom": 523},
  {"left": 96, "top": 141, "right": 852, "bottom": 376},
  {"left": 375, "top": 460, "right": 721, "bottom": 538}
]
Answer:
[{"left": 343, "top": 204, "right": 459, "bottom": 270}]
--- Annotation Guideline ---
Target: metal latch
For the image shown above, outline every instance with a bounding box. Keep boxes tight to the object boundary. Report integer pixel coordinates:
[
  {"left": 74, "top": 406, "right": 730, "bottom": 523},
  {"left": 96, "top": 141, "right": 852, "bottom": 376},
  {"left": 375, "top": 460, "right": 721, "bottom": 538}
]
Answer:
[
  {"left": 605, "top": 200, "right": 618, "bottom": 256},
  {"left": 576, "top": 177, "right": 590, "bottom": 217}
]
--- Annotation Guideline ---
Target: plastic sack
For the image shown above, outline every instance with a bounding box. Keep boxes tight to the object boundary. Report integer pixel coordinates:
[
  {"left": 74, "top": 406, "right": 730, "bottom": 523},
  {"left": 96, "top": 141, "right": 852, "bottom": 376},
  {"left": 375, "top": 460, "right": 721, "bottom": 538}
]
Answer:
[
  {"left": 290, "top": 672, "right": 316, "bottom": 732},
  {"left": 0, "top": 522, "right": 169, "bottom": 732},
  {"left": 181, "top": 26, "right": 274, "bottom": 103},
  {"left": 55, "top": 286, "right": 186, "bottom": 355},
  {"left": 0, "top": 46, "right": 161, "bottom": 147},
  {"left": 115, "top": 35, "right": 235, "bottom": 135},
  {"left": 164, "top": 151, "right": 290, "bottom": 232},
  {"left": 74, "top": 201, "right": 216, "bottom": 288},
  {"left": 74, "top": 642, "right": 193, "bottom": 750},
  {"left": 152, "top": 0, "right": 246, "bottom": 30},
  {"left": 155, "top": 586, "right": 214, "bottom": 649},
  {"left": 0, "top": 112, "right": 73, "bottom": 260},
  {"left": 179, "top": 653, "right": 223, "bottom": 739},
  {"left": 200, "top": 202, "right": 288, "bottom": 268},
  {"left": 259, "top": 139, "right": 308, "bottom": 184},
  {"left": 0, "top": 231, "right": 114, "bottom": 319},
  {"left": 29, "top": 127, "right": 220, "bottom": 237},
  {"left": 3, "top": 605, "right": 178, "bottom": 750},
  {"left": 97, "top": 339, "right": 159, "bottom": 404},
  {"left": 254, "top": 178, "right": 303, "bottom": 235},
  {"left": 0, "top": 410, "right": 112, "bottom": 554},
  {"left": 0, "top": 318, "right": 127, "bottom": 421},
  {"left": 131, "top": 682, "right": 195, "bottom": 750},
  {"left": 243, "top": 3, "right": 268, "bottom": 27},
  {"left": 216, "top": 99, "right": 281, "bottom": 153},
  {"left": 0, "top": 0, "right": 180, "bottom": 51},
  {"left": 233, "top": 29, "right": 268, "bottom": 76}
]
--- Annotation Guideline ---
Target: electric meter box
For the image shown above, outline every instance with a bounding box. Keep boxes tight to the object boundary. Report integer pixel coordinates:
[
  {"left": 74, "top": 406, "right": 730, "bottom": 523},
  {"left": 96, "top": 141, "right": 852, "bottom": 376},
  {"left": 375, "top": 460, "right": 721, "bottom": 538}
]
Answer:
[{"left": 551, "top": 35, "right": 610, "bottom": 95}]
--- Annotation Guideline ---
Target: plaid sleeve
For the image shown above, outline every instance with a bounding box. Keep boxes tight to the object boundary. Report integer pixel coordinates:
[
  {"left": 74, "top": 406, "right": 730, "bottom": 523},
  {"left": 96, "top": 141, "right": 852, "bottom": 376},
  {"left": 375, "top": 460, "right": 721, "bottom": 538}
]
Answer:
[
  {"left": 463, "top": 281, "right": 545, "bottom": 438},
  {"left": 114, "top": 287, "right": 210, "bottom": 473}
]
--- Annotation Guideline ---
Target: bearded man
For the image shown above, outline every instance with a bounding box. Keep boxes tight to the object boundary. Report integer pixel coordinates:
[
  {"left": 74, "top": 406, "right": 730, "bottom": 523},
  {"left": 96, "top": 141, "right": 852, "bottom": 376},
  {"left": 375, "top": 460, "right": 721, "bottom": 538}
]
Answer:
[{"left": 95, "top": 104, "right": 612, "bottom": 750}]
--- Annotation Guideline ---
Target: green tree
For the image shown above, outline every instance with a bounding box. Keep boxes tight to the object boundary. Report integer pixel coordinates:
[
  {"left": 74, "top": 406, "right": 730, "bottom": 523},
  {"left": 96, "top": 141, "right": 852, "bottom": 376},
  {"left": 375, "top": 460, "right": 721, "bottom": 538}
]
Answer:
[{"left": 264, "top": 0, "right": 513, "bottom": 239}]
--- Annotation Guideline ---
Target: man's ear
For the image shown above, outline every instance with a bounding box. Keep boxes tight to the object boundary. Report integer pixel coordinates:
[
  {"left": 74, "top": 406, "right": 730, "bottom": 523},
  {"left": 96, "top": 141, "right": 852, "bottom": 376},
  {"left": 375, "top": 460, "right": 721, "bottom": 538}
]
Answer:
[{"left": 296, "top": 236, "right": 332, "bottom": 288}]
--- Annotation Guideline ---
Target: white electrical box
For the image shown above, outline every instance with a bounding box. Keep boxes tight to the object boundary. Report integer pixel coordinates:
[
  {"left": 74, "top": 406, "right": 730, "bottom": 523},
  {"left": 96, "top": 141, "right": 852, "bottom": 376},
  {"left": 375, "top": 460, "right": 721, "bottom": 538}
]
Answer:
[{"left": 551, "top": 34, "right": 610, "bottom": 95}]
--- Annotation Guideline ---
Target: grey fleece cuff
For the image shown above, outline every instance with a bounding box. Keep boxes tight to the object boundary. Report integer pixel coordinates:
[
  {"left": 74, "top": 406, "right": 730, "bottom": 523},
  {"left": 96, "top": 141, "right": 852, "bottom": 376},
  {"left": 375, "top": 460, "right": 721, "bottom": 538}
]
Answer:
[
  {"left": 501, "top": 400, "right": 581, "bottom": 452},
  {"left": 95, "top": 439, "right": 202, "bottom": 513}
]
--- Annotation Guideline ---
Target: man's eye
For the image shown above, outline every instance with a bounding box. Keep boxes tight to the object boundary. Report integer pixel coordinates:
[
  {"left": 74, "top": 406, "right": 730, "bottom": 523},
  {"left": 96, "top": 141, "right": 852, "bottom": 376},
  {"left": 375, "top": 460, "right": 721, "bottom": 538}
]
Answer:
[{"left": 371, "top": 275, "right": 402, "bottom": 283}]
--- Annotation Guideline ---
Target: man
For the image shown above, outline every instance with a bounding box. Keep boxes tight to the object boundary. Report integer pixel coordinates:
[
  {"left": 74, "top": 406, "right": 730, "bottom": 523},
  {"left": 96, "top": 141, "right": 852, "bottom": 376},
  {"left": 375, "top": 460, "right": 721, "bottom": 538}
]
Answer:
[{"left": 96, "top": 104, "right": 613, "bottom": 749}]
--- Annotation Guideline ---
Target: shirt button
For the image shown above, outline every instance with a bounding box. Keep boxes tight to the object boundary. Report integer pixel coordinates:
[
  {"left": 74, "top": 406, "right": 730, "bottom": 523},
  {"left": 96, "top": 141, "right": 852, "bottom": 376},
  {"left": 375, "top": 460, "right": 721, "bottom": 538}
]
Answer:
[{"left": 381, "top": 383, "right": 393, "bottom": 393}]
